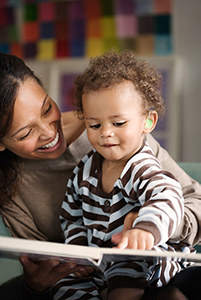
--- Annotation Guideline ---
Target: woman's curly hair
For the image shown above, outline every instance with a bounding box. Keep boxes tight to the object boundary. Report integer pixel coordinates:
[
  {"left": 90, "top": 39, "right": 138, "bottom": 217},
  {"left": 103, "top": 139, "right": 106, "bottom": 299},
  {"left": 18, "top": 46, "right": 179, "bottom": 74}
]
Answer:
[{"left": 74, "top": 49, "right": 165, "bottom": 118}]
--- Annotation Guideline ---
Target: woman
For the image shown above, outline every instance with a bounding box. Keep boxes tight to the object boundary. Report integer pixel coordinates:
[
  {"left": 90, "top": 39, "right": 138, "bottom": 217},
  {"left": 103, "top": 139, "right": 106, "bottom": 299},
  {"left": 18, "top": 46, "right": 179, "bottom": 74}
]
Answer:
[{"left": 0, "top": 52, "right": 201, "bottom": 299}]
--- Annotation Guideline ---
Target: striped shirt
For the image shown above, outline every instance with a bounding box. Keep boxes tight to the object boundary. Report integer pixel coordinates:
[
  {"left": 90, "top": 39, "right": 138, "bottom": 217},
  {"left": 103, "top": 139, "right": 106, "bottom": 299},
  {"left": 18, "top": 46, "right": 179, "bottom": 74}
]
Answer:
[
  {"left": 60, "top": 140, "right": 184, "bottom": 248},
  {"left": 53, "top": 141, "right": 189, "bottom": 299}
]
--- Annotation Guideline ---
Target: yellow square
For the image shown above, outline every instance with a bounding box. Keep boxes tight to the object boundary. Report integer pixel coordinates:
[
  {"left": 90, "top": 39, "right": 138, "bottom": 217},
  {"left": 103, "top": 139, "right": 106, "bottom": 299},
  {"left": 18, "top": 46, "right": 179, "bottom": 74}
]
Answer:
[
  {"left": 37, "top": 39, "right": 56, "bottom": 60},
  {"left": 85, "top": 38, "right": 104, "bottom": 57},
  {"left": 101, "top": 16, "right": 116, "bottom": 38}
]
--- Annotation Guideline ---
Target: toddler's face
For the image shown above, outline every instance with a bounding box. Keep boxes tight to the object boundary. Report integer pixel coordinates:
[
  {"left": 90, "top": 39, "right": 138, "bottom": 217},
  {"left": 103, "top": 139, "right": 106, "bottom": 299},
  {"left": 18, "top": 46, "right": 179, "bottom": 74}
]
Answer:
[{"left": 82, "top": 80, "right": 147, "bottom": 165}]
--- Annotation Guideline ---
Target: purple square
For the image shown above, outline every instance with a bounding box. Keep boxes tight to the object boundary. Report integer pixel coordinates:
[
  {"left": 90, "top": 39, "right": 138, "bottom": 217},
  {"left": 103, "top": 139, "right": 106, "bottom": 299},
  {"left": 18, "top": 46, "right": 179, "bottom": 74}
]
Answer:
[
  {"left": 23, "top": 42, "right": 37, "bottom": 59},
  {"left": 114, "top": 0, "right": 135, "bottom": 15}
]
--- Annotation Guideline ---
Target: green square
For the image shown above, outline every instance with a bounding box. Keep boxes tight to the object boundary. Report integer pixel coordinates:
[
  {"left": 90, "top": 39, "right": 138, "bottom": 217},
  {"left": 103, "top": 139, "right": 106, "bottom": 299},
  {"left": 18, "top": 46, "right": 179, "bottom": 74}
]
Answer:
[
  {"left": 103, "top": 37, "right": 120, "bottom": 52},
  {"left": 9, "top": 25, "right": 19, "bottom": 42},
  {"left": 100, "top": 0, "right": 114, "bottom": 16},
  {"left": 118, "top": 38, "right": 136, "bottom": 52},
  {"left": 155, "top": 15, "right": 171, "bottom": 34},
  {"left": 24, "top": 3, "right": 38, "bottom": 22}
]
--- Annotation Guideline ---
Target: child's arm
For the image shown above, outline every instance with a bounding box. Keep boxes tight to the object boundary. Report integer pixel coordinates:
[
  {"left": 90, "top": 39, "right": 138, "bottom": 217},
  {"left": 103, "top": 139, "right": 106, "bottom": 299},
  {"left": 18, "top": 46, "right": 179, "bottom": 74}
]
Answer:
[
  {"left": 133, "top": 170, "right": 184, "bottom": 246},
  {"left": 60, "top": 192, "right": 88, "bottom": 245},
  {"left": 147, "top": 133, "right": 201, "bottom": 247},
  {"left": 114, "top": 145, "right": 184, "bottom": 249},
  {"left": 60, "top": 159, "right": 89, "bottom": 245}
]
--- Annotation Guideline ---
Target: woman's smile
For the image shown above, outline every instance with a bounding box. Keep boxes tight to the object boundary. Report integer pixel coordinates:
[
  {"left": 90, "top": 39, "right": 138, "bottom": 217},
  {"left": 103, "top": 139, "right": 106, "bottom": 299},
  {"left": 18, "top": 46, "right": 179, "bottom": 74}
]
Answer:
[{"left": 39, "top": 132, "right": 60, "bottom": 149}]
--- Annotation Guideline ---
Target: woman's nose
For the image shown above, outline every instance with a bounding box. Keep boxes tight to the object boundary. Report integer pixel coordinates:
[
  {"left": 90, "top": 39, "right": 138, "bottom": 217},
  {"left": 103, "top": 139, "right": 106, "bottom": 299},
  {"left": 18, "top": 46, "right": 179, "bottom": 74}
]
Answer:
[{"left": 39, "top": 122, "right": 55, "bottom": 139}]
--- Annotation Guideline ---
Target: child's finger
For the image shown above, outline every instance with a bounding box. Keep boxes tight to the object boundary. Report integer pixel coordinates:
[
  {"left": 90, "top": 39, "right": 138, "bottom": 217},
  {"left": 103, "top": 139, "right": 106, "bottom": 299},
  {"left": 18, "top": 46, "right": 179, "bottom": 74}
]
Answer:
[
  {"left": 116, "top": 236, "right": 129, "bottom": 249},
  {"left": 111, "top": 232, "right": 122, "bottom": 244}
]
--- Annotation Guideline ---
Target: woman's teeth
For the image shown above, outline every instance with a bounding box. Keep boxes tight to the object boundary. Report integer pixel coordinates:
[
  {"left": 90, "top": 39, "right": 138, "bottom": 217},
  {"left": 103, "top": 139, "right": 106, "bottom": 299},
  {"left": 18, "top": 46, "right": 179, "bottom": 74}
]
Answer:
[{"left": 40, "top": 132, "right": 59, "bottom": 149}]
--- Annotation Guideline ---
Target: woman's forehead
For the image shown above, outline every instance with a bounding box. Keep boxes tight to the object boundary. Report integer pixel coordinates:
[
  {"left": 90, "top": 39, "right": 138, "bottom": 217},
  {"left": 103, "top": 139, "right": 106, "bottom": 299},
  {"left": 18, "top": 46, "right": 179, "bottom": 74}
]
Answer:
[{"left": 8, "top": 80, "right": 46, "bottom": 131}]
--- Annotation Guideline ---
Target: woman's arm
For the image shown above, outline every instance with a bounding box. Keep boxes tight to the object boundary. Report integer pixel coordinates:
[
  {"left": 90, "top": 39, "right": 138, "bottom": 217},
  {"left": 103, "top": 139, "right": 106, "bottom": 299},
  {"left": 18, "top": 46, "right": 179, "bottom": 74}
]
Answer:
[{"left": 61, "top": 111, "right": 85, "bottom": 146}]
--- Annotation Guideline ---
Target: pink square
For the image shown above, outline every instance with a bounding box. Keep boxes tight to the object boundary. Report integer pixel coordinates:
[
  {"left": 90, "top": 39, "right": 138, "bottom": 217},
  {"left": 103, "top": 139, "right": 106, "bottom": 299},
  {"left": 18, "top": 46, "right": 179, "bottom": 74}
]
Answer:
[
  {"left": 39, "top": 2, "right": 55, "bottom": 22},
  {"left": 115, "top": 15, "right": 138, "bottom": 38}
]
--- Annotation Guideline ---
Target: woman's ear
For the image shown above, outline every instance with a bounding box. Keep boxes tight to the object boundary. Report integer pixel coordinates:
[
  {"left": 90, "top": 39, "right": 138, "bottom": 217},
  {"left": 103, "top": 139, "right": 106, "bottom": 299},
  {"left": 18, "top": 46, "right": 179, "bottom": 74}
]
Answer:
[
  {"left": 0, "top": 143, "right": 6, "bottom": 151},
  {"left": 143, "top": 110, "right": 158, "bottom": 134}
]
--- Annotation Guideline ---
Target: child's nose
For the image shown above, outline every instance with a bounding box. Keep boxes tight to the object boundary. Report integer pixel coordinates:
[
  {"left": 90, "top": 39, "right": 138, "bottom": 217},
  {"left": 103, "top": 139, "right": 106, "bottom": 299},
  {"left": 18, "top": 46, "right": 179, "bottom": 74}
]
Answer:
[{"left": 101, "top": 125, "right": 114, "bottom": 138}]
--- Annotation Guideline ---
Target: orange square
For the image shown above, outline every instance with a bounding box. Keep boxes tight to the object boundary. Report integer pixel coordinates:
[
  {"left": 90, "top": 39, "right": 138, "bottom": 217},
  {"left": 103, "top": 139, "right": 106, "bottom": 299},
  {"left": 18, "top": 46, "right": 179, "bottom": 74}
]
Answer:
[
  {"left": 23, "top": 22, "right": 39, "bottom": 42},
  {"left": 86, "top": 19, "right": 102, "bottom": 38},
  {"left": 10, "top": 42, "right": 23, "bottom": 59},
  {"left": 154, "top": 0, "right": 172, "bottom": 14}
]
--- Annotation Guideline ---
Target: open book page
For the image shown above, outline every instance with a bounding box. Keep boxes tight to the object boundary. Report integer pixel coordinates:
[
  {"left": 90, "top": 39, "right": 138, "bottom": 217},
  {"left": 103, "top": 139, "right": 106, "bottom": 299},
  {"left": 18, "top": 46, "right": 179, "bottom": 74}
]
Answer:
[
  {"left": 1, "top": 236, "right": 201, "bottom": 272},
  {"left": 0, "top": 236, "right": 102, "bottom": 269}
]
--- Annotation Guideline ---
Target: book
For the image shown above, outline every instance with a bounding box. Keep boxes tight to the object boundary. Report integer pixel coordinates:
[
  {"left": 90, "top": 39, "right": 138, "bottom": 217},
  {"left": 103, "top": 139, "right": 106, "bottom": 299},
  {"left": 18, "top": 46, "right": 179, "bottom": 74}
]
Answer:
[{"left": 0, "top": 236, "right": 201, "bottom": 272}]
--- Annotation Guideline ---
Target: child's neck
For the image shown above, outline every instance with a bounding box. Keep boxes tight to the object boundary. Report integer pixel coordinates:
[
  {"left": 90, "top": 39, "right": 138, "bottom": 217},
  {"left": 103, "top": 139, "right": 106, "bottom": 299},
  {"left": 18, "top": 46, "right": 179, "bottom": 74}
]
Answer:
[{"left": 101, "top": 159, "right": 126, "bottom": 194}]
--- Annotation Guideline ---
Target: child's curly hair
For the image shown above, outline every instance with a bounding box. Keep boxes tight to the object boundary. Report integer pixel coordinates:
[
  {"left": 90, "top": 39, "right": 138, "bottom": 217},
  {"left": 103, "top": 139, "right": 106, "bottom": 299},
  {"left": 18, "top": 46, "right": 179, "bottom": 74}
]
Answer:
[{"left": 74, "top": 49, "right": 165, "bottom": 118}]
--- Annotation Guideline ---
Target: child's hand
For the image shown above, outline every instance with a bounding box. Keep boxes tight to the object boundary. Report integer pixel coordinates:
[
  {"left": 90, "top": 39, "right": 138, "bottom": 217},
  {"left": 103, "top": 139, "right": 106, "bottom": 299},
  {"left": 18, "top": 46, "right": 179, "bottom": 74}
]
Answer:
[
  {"left": 112, "top": 212, "right": 138, "bottom": 245},
  {"left": 115, "top": 228, "right": 154, "bottom": 250}
]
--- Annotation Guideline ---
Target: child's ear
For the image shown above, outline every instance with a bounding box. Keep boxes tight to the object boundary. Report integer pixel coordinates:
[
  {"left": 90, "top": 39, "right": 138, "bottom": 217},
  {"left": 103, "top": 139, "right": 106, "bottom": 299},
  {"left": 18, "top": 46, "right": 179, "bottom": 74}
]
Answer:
[
  {"left": 143, "top": 110, "right": 158, "bottom": 134},
  {"left": 0, "top": 142, "right": 6, "bottom": 151}
]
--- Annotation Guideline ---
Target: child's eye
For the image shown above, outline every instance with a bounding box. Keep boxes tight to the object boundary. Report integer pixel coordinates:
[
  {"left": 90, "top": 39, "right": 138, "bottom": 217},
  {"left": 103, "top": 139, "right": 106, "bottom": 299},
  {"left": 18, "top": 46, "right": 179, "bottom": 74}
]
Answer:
[
  {"left": 44, "top": 104, "right": 52, "bottom": 115},
  {"left": 89, "top": 124, "right": 101, "bottom": 129},
  {"left": 113, "top": 121, "right": 126, "bottom": 127}
]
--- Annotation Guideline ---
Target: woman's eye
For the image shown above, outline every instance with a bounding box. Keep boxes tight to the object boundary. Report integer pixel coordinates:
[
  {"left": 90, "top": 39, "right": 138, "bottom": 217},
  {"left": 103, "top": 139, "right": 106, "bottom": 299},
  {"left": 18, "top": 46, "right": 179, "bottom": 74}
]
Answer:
[
  {"left": 113, "top": 121, "right": 126, "bottom": 126},
  {"left": 44, "top": 104, "right": 52, "bottom": 115},
  {"left": 89, "top": 124, "right": 101, "bottom": 129},
  {"left": 18, "top": 130, "right": 32, "bottom": 140}
]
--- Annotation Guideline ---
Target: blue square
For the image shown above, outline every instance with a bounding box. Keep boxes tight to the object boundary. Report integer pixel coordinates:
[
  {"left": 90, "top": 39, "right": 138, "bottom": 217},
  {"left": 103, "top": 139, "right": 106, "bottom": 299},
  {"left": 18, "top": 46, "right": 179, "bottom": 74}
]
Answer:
[
  {"left": 155, "top": 34, "right": 172, "bottom": 55},
  {"left": 8, "top": 0, "right": 22, "bottom": 7},
  {"left": 0, "top": 43, "right": 10, "bottom": 54},
  {"left": 70, "top": 39, "right": 85, "bottom": 57},
  {"left": 135, "top": 0, "right": 153, "bottom": 15},
  {"left": 40, "top": 22, "right": 54, "bottom": 39}
]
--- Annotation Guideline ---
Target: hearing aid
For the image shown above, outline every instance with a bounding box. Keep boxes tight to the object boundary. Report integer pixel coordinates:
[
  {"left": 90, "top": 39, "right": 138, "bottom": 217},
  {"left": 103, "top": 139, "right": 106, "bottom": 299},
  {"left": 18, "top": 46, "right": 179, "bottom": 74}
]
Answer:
[{"left": 145, "top": 109, "right": 153, "bottom": 128}]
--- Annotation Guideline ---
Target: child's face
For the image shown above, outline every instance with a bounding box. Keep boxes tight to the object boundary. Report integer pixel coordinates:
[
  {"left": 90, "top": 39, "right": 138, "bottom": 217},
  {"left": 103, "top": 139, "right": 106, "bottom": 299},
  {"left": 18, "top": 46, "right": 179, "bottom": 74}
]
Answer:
[{"left": 82, "top": 81, "right": 147, "bottom": 164}]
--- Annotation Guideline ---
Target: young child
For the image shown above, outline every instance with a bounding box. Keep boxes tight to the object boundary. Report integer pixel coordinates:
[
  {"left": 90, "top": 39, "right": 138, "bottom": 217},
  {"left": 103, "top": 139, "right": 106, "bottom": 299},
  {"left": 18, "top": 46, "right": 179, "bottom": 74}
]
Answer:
[{"left": 52, "top": 50, "right": 189, "bottom": 300}]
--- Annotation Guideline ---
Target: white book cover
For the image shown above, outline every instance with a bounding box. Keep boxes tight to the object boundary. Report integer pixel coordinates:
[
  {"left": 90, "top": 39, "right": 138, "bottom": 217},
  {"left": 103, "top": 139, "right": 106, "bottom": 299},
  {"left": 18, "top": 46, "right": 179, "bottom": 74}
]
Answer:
[{"left": 1, "top": 236, "right": 201, "bottom": 272}]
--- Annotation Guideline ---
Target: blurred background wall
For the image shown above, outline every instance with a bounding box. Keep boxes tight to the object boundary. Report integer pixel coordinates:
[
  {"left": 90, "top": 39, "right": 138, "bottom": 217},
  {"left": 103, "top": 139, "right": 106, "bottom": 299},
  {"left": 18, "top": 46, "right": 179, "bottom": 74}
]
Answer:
[
  {"left": 0, "top": 0, "right": 200, "bottom": 162},
  {"left": 173, "top": 0, "right": 201, "bottom": 162}
]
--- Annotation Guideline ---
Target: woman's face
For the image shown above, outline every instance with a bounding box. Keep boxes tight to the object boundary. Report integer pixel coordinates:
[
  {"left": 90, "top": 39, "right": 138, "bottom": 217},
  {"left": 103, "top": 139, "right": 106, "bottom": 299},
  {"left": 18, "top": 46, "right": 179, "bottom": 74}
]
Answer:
[{"left": 0, "top": 79, "right": 66, "bottom": 160}]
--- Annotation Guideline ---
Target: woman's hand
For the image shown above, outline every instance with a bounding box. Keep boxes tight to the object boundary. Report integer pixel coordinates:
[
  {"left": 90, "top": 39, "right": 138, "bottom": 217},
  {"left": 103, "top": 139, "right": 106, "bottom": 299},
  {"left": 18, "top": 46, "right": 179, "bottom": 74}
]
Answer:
[{"left": 20, "top": 255, "right": 94, "bottom": 293}]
